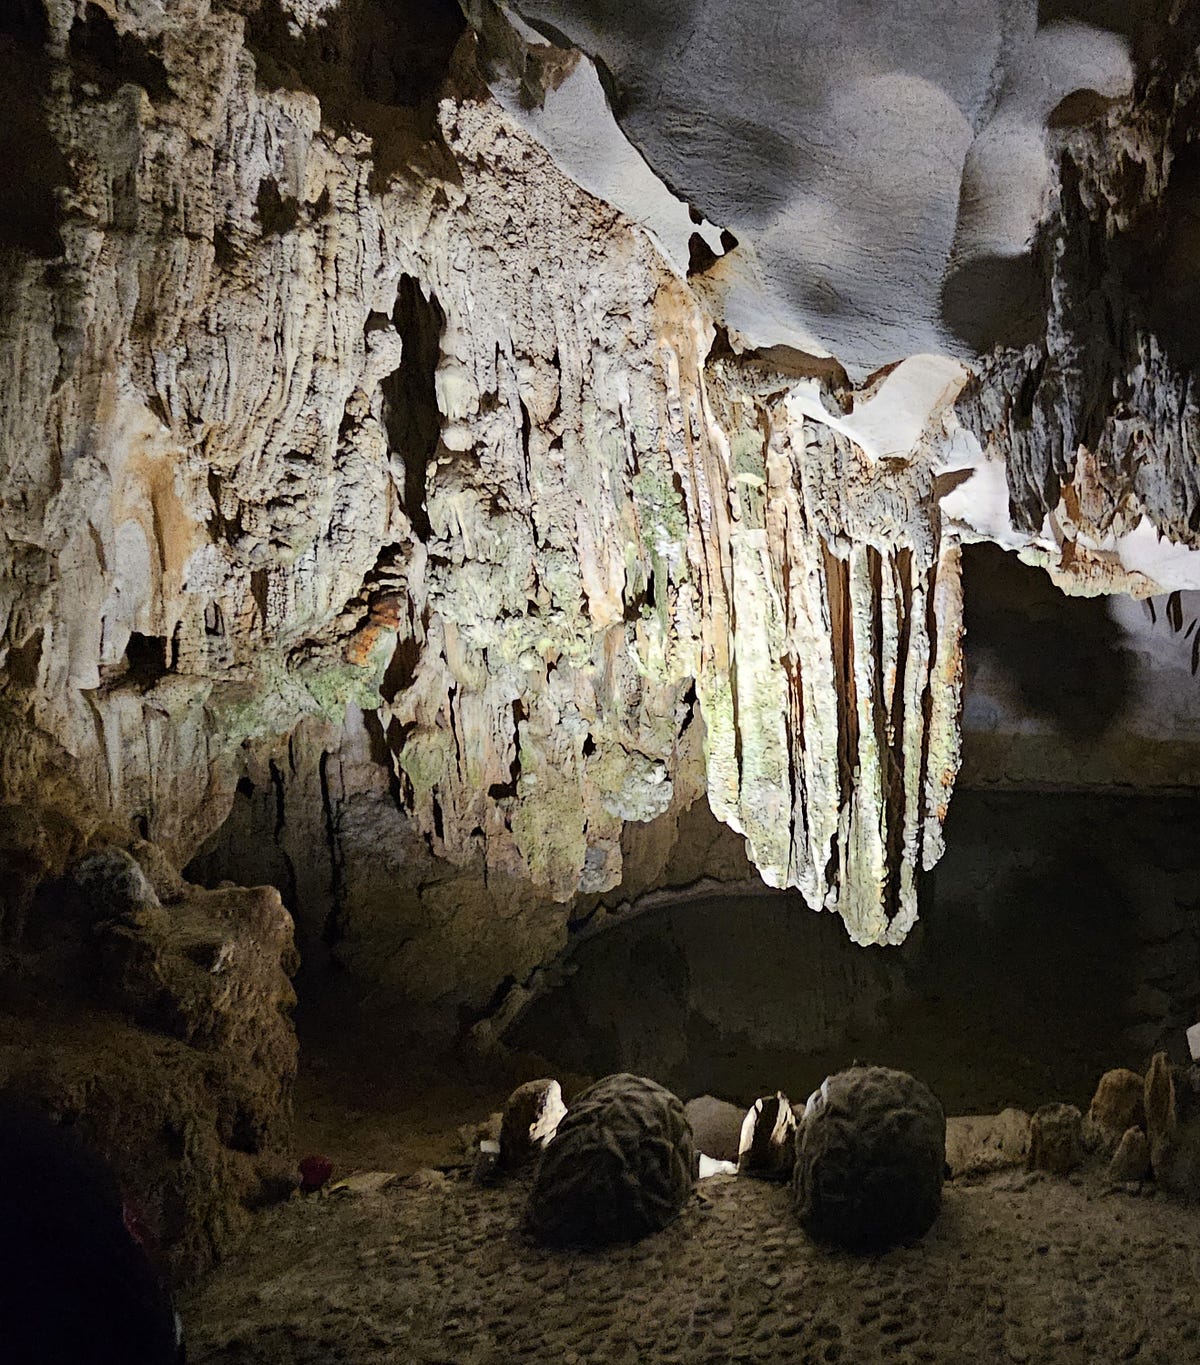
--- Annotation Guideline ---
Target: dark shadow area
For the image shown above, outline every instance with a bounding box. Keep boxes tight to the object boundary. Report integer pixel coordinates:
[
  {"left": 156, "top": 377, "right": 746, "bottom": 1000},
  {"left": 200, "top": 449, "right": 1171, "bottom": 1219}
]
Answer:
[
  {"left": 380, "top": 275, "right": 445, "bottom": 542},
  {"left": 1037, "top": 0, "right": 1155, "bottom": 42},
  {"left": 942, "top": 251, "right": 1048, "bottom": 355},
  {"left": 0, "top": 2, "right": 67, "bottom": 258},
  {"left": 962, "top": 542, "right": 1134, "bottom": 740},
  {"left": 244, "top": 0, "right": 466, "bottom": 188},
  {"left": 1125, "top": 139, "right": 1200, "bottom": 370},
  {"left": 503, "top": 791, "right": 1200, "bottom": 1116},
  {"left": 68, "top": 2, "right": 172, "bottom": 102}
]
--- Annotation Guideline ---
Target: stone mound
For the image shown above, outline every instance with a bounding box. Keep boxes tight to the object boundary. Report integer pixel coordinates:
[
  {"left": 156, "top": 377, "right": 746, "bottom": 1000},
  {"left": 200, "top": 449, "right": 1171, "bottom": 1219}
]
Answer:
[
  {"left": 526, "top": 1073, "right": 694, "bottom": 1246},
  {"left": 793, "top": 1066, "right": 945, "bottom": 1251}
]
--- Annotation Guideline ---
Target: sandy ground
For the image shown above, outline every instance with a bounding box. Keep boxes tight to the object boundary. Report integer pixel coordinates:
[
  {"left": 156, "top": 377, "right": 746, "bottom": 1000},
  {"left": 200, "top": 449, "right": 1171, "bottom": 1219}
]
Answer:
[{"left": 182, "top": 1164, "right": 1200, "bottom": 1364}]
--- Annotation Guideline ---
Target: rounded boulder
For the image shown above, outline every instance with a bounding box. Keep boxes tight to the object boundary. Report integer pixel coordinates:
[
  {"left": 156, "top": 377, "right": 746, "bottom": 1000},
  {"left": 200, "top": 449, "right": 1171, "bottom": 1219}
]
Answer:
[
  {"left": 527, "top": 1073, "right": 694, "bottom": 1246},
  {"left": 793, "top": 1066, "right": 946, "bottom": 1251}
]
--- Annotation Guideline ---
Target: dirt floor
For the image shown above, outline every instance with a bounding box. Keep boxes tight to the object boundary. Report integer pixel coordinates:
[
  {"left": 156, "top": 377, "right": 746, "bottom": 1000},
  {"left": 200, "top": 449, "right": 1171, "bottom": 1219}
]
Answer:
[{"left": 182, "top": 1161, "right": 1200, "bottom": 1365}]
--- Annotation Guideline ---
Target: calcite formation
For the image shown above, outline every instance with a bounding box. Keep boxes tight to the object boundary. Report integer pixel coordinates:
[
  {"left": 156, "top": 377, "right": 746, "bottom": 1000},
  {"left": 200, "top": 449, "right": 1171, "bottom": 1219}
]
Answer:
[
  {"left": 0, "top": 0, "right": 973, "bottom": 968},
  {"left": 1, "top": 0, "right": 1199, "bottom": 1003}
]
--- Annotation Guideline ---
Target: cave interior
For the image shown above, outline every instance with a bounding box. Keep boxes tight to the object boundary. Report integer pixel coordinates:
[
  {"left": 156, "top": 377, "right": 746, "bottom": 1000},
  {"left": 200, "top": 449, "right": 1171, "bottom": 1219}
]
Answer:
[{"left": 3, "top": 0, "right": 1200, "bottom": 1361}]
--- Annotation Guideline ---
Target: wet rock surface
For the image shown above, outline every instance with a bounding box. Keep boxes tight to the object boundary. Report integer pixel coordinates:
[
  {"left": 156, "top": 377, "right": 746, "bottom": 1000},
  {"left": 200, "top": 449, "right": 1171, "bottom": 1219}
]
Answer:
[{"left": 183, "top": 1165, "right": 1200, "bottom": 1364}]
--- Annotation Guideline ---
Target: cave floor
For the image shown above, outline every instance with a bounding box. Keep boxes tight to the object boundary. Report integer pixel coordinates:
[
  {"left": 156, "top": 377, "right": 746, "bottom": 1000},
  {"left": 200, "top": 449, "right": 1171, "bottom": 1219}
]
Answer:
[{"left": 183, "top": 1167, "right": 1199, "bottom": 1364}]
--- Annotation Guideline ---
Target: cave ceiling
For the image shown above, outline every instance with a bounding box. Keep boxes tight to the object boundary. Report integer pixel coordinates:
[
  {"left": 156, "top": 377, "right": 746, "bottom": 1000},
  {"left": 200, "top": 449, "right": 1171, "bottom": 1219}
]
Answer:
[{"left": 1, "top": 0, "right": 1199, "bottom": 972}]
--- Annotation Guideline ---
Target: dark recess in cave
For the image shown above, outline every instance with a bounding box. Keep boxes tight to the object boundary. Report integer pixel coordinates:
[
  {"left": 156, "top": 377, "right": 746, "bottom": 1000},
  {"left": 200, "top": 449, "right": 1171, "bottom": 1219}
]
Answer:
[
  {"left": 504, "top": 791, "right": 1194, "bottom": 1116},
  {"left": 122, "top": 632, "right": 174, "bottom": 689},
  {"left": 244, "top": 0, "right": 466, "bottom": 187},
  {"left": 1126, "top": 140, "right": 1200, "bottom": 370},
  {"left": 381, "top": 276, "right": 446, "bottom": 543},
  {"left": 0, "top": 2, "right": 66, "bottom": 258},
  {"left": 68, "top": 3, "right": 172, "bottom": 101},
  {"left": 255, "top": 177, "right": 301, "bottom": 237},
  {"left": 961, "top": 542, "right": 1133, "bottom": 741}
]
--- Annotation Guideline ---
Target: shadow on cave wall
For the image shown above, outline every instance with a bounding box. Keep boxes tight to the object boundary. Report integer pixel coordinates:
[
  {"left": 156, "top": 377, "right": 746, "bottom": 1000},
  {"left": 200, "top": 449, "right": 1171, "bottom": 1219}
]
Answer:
[
  {"left": 504, "top": 792, "right": 1200, "bottom": 1116},
  {"left": 961, "top": 542, "right": 1134, "bottom": 741},
  {"left": 244, "top": 0, "right": 467, "bottom": 188}
]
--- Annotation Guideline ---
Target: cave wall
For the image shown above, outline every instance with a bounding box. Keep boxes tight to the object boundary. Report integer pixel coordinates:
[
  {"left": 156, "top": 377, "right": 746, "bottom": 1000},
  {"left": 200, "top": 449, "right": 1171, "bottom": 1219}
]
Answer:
[
  {"left": 1, "top": 0, "right": 971, "bottom": 994},
  {"left": 0, "top": 0, "right": 1198, "bottom": 1037},
  {"left": 507, "top": 790, "right": 1200, "bottom": 1116}
]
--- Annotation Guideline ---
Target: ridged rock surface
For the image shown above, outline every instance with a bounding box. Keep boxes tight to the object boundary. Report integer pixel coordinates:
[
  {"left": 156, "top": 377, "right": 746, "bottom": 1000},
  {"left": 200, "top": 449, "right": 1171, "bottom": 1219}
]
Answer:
[
  {"left": 0, "top": 0, "right": 970, "bottom": 968},
  {"left": 794, "top": 1066, "right": 947, "bottom": 1251},
  {"left": 526, "top": 1072, "right": 694, "bottom": 1245}
]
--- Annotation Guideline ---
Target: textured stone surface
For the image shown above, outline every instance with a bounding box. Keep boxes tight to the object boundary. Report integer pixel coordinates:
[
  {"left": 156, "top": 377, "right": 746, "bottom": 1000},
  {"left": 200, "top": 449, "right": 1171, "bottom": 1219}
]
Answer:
[
  {"left": 527, "top": 1072, "right": 694, "bottom": 1245},
  {"left": 498, "top": 1077, "right": 565, "bottom": 1169},
  {"left": 0, "top": 843, "right": 298, "bottom": 1278},
  {"left": 945, "top": 1109, "right": 1031, "bottom": 1178},
  {"left": 0, "top": 0, "right": 965, "bottom": 978},
  {"left": 182, "top": 1158, "right": 1200, "bottom": 1365},
  {"left": 1086, "top": 1068, "right": 1146, "bottom": 1156},
  {"left": 1145, "top": 1052, "right": 1200, "bottom": 1198},
  {"left": 737, "top": 1092, "right": 797, "bottom": 1182},
  {"left": 948, "top": 3, "right": 1200, "bottom": 594},
  {"left": 3, "top": 0, "right": 1200, "bottom": 1044},
  {"left": 1108, "top": 1125, "right": 1152, "bottom": 1182},
  {"left": 1028, "top": 1103, "right": 1085, "bottom": 1176},
  {"left": 793, "top": 1066, "right": 946, "bottom": 1251},
  {"left": 487, "top": 0, "right": 1132, "bottom": 376}
]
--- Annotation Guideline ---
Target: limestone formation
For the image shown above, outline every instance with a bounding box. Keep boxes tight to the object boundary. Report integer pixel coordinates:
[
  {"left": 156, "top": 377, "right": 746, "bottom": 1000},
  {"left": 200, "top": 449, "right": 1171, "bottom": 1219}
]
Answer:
[
  {"left": 792, "top": 1066, "right": 946, "bottom": 1251},
  {"left": 1145, "top": 1051, "right": 1200, "bottom": 1198},
  {"left": 526, "top": 1073, "right": 694, "bottom": 1246},
  {"left": 0, "top": 843, "right": 298, "bottom": 1277},
  {"left": 499, "top": 1077, "right": 566, "bottom": 1169},
  {"left": 1086, "top": 1067, "right": 1146, "bottom": 1156},
  {"left": 1028, "top": 1103, "right": 1085, "bottom": 1176},
  {"left": 737, "top": 1092, "right": 797, "bottom": 1181}
]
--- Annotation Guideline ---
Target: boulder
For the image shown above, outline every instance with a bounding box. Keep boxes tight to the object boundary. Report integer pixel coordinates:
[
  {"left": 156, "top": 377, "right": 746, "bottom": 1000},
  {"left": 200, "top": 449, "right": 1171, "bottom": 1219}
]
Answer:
[
  {"left": 793, "top": 1066, "right": 945, "bottom": 1251},
  {"left": 527, "top": 1073, "right": 694, "bottom": 1246}
]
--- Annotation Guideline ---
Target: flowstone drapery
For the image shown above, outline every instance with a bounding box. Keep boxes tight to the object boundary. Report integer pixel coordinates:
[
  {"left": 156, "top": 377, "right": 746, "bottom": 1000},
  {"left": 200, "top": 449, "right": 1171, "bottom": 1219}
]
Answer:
[{"left": 0, "top": 0, "right": 964, "bottom": 952}]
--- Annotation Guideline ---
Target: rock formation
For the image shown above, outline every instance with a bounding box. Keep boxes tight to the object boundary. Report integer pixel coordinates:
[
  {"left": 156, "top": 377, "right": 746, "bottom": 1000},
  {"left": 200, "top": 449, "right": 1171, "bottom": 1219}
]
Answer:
[
  {"left": 794, "top": 1066, "right": 947, "bottom": 1250},
  {"left": 526, "top": 1072, "right": 695, "bottom": 1245},
  {"left": 2, "top": 0, "right": 1200, "bottom": 1270}
]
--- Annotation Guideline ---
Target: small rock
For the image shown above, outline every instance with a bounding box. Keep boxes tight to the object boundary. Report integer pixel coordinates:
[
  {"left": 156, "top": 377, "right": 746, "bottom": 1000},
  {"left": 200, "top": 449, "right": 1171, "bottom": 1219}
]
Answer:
[
  {"left": 738, "top": 1093, "right": 797, "bottom": 1182},
  {"left": 500, "top": 1079, "right": 567, "bottom": 1170},
  {"left": 685, "top": 1095, "right": 745, "bottom": 1163},
  {"left": 1028, "top": 1103, "right": 1083, "bottom": 1176},
  {"left": 1108, "top": 1126, "right": 1152, "bottom": 1183}
]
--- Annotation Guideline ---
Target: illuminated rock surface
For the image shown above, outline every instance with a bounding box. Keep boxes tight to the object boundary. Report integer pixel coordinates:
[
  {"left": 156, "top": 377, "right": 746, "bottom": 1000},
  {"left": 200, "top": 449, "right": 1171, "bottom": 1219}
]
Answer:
[{"left": 3, "top": 0, "right": 1200, "bottom": 1277}]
